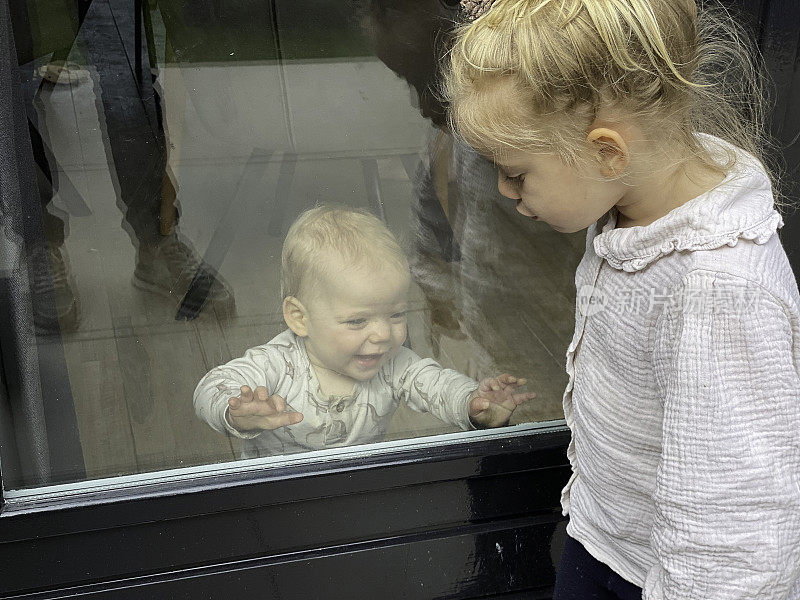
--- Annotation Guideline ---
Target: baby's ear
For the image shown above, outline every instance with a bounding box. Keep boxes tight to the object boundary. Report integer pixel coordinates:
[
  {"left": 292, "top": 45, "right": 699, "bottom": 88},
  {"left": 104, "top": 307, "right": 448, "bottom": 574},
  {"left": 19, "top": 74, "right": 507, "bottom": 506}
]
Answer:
[
  {"left": 283, "top": 296, "right": 309, "bottom": 337},
  {"left": 586, "top": 127, "right": 629, "bottom": 178}
]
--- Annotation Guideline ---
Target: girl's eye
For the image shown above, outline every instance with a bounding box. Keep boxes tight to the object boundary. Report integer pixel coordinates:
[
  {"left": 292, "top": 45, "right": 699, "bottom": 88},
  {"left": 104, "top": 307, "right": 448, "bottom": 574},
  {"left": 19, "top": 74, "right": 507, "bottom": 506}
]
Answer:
[
  {"left": 346, "top": 319, "right": 366, "bottom": 326},
  {"left": 505, "top": 173, "right": 526, "bottom": 188},
  {"left": 391, "top": 311, "right": 407, "bottom": 320}
]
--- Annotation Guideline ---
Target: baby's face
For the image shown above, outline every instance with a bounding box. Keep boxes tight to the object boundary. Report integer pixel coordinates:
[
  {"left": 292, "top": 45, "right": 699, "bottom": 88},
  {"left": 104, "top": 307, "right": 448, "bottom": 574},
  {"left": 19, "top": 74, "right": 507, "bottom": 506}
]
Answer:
[{"left": 302, "top": 261, "right": 410, "bottom": 383}]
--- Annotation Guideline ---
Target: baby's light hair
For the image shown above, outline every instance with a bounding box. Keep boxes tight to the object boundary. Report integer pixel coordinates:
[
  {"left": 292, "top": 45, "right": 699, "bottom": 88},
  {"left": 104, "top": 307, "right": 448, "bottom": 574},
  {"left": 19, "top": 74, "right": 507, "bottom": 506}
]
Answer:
[
  {"left": 444, "top": 0, "right": 783, "bottom": 207},
  {"left": 281, "top": 205, "right": 410, "bottom": 301}
]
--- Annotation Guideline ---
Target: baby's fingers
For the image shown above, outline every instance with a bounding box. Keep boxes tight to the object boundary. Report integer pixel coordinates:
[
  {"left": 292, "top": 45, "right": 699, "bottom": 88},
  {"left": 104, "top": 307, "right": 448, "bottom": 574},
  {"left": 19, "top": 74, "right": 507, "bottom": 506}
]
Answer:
[
  {"left": 229, "top": 387, "right": 271, "bottom": 415},
  {"left": 268, "top": 411, "right": 304, "bottom": 429},
  {"left": 498, "top": 373, "right": 528, "bottom": 389},
  {"left": 244, "top": 393, "right": 283, "bottom": 417},
  {"left": 267, "top": 393, "right": 286, "bottom": 414},
  {"left": 484, "top": 377, "right": 503, "bottom": 392},
  {"left": 472, "top": 399, "right": 492, "bottom": 412},
  {"left": 228, "top": 388, "right": 253, "bottom": 410},
  {"left": 239, "top": 385, "right": 254, "bottom": 402},
  {"left": 228, "top": 394, "right": 260, "bottom": 415},
  {"left": 511, "top": 391, "right": 537, "bottom": 406}
]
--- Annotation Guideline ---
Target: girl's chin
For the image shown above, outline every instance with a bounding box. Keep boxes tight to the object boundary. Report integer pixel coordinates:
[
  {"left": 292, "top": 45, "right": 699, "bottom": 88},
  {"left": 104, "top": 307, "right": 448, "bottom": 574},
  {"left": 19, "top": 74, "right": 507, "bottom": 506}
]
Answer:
[{"left": 515, "top": 202, "right": 538, "bottom": 220}]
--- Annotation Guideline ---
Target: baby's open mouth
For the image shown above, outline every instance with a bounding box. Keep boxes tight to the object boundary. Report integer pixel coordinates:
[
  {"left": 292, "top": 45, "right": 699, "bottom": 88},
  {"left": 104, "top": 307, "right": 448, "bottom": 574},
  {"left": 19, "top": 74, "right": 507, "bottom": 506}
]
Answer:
[{"left": 354, "top": 353, "right": 383, "bottom": 367}]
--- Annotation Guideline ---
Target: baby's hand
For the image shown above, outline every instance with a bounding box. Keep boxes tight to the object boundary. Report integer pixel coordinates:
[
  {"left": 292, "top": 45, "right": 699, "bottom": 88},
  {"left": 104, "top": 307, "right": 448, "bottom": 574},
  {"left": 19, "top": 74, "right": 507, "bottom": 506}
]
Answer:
[
  {"left": 468, "top": 374, "right": 536, "bottom": 428},
  {"left": 226, "top": 385, "right": 304, "bottom": 433}
]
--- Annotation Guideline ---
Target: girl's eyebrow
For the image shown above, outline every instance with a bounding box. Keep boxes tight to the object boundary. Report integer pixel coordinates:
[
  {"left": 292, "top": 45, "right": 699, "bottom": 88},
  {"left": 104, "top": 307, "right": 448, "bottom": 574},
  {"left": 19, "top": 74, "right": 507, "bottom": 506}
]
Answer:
[{"left": 493, "top": 161, "right": 520, "bottom": 173}]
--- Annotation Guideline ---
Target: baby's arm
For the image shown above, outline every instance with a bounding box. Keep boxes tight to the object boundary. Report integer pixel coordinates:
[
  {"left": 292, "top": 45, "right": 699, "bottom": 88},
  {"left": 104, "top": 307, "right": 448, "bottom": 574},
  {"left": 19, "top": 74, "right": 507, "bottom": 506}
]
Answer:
[
  {"left": 647, "top": 271, "right": 800, "bottom": 599},
  {"left": 392, "top": 347, "right": 534, "bottom": 429},
  {"left": 193, "top": 344, "right": 302, "bottom": 438}
]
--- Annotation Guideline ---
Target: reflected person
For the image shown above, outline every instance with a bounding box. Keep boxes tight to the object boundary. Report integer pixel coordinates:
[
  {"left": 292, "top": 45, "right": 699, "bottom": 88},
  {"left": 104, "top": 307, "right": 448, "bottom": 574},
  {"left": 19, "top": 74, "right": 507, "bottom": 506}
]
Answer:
[
  {"left": 193, "top": 206, "right": 535, "bottom": 457},
  {"left": 9, "top": 0, "right": 235, "bottom": 334},
  {"left": 358, "top": 0, "right": 576, "bottom": 389}
]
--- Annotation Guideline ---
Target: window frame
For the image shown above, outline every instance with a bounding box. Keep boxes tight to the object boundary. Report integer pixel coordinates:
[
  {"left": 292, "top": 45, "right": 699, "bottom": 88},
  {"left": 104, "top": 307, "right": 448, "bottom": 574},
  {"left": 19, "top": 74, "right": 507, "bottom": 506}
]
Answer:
[{"left": 0, "top": 423, "right": 571, "bottom": 598}]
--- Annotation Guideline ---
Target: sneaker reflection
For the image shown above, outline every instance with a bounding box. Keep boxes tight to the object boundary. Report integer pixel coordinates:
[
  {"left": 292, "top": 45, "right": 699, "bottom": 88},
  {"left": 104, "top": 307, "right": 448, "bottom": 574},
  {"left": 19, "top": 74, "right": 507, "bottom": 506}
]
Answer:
[{"left": 133, "top": 233, "right": 235, "bottom": 322}]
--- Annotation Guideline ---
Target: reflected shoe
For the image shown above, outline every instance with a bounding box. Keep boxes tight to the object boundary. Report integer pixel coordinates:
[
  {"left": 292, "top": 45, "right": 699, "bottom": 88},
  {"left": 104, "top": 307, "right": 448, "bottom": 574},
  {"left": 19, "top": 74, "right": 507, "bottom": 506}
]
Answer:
[
  {"left": 29, "top": 242, "right": 81, "bottom": 334},
  {"left": 37, "top": 60, "right": 90, "bottom": 85},
  {"left": 132, "top": 233, "right": 236, "bottom": 320}
]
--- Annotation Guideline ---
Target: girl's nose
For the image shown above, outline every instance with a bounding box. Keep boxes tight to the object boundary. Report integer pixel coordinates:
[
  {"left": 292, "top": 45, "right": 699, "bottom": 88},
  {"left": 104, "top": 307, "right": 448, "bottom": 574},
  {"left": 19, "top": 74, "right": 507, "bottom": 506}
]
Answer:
[{"left": 497, "top": 172, "right": 521, "bottom": 200}]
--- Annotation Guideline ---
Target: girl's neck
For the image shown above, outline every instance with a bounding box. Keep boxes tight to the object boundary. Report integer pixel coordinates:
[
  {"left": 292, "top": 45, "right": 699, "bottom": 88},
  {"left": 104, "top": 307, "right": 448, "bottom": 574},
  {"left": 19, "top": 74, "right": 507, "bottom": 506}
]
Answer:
[{"left": 615, "top": 159, "right": 725, "bottom": 229}]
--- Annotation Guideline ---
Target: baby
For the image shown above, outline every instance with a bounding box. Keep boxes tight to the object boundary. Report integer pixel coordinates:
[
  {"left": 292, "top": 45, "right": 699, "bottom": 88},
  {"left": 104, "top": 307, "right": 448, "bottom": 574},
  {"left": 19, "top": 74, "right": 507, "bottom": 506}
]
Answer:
[{"left": 193, "top": 206, "right": 535, "bottom": 458}]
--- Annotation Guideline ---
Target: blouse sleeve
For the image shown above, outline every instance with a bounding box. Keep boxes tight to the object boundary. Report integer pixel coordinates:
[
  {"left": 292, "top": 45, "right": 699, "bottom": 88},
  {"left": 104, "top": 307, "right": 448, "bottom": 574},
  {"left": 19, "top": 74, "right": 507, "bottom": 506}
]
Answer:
[
  {"left": 193, "top": 344, "right": 286, "bottom": 440},
  {"left": 646, "top": 269, "right": 800, "bottom": 600}
]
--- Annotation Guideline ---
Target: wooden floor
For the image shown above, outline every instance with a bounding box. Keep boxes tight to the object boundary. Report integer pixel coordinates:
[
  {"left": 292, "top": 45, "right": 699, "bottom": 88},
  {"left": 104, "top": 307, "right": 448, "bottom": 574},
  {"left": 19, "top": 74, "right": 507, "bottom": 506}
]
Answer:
[{"left": 26, "top": 0, "right": 585, "bottom": 484}]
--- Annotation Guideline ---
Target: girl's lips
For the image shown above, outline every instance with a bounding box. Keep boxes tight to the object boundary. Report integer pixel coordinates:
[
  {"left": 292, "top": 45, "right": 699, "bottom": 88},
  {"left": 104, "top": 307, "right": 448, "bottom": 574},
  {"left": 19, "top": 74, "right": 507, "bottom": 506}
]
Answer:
[{"left": 515, "top": 200, "right": 538, "bottom": 220}]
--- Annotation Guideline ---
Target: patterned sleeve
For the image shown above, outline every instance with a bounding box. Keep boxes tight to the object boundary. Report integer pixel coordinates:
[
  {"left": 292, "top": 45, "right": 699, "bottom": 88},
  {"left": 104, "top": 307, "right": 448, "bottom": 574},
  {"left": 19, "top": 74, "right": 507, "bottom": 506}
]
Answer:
[
  {"left": 193, "top": 344, "right": 286, "bottom": 439},
  {"left": 390, "top": 346, "right": 478, "bottom": 431},
  {"left": 647, "top": 269, "right": 800, "bottom": 599}
]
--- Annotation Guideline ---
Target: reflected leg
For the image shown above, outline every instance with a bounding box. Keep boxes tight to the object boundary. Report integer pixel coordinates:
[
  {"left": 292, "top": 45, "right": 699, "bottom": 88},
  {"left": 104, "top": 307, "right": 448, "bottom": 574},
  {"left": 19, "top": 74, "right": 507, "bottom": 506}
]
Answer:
[
  {"left": 27, "top": 118, "right": 82, "bottom": 333},
  {"left": 80, "top": 0, "right": 234, "bottom": 318},
  {"left": 13, "top": 0, "right": 82, "bottom": 333}
]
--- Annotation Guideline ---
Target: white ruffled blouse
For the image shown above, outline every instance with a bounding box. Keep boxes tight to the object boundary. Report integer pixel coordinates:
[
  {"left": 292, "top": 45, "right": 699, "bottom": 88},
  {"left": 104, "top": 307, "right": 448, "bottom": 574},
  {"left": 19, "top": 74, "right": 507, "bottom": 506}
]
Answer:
[{"left": 560, "top": 139, "right": 800, "bottom": 599}]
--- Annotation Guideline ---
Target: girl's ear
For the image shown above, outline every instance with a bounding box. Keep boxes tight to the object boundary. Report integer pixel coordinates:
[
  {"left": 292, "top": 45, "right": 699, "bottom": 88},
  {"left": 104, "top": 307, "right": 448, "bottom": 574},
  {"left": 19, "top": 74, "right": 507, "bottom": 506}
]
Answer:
[
  {"left": 586, "top": 127, "right": 630, "bottom": 178},
  {"left": 283, "top": 296, "right": 309, "bottom": 337}
]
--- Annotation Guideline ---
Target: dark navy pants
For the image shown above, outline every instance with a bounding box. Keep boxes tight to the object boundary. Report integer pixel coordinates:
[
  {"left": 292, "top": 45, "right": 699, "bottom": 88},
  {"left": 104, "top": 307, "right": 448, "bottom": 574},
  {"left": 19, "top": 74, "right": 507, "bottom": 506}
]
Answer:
[{"left": 553, "top": 534, "right": 643, "bottom": 600}]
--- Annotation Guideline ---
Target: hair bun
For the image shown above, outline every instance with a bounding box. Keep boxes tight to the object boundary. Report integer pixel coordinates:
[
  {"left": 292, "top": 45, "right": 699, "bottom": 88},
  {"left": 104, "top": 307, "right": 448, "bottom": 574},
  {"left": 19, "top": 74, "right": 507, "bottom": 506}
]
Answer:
[{"left": 460, "top": 0, "right": 497, "bottom": 20}]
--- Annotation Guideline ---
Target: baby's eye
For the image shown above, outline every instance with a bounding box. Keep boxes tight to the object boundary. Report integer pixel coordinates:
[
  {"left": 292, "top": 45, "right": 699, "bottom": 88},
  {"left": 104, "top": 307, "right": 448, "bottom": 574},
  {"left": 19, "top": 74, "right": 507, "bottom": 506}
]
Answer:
[
  {"left": 391, "top": 311, "right": 408, "bottom": 320},
  {"left": 345, "top": 318, "right": 366, "bottom": 326}
]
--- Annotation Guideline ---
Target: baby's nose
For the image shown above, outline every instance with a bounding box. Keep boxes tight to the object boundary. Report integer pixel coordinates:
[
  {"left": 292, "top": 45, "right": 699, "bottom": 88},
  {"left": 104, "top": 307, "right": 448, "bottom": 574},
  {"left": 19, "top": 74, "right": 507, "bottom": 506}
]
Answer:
[{"left": 368, "top": 320, "right": 391, "bottom": 342}]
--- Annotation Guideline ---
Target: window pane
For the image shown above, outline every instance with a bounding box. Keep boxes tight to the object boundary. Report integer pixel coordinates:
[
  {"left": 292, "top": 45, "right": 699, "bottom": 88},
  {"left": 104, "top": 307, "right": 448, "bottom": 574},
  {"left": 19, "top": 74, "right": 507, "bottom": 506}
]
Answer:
[{"left": 1, "top": 0, "right": 576, "bottom": 492}]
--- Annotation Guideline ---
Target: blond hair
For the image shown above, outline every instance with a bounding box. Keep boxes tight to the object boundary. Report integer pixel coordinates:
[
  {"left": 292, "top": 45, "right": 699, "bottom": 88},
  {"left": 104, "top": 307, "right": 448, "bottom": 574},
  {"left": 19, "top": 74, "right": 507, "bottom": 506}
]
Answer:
[
  {"left": 281, "top": 205, "right": 410, "bottom": 300},
  {"left": 444, "top": 0, "right": 784, "bottom": 207}
]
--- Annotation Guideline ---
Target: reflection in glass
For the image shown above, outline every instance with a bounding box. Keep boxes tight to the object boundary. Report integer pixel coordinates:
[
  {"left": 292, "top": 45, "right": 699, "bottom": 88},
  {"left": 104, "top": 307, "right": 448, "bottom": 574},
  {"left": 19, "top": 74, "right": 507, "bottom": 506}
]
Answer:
[
  {"left": 2, "top": 0, "right": 576, "bottom": 491},
  {"left": 194, "top": 207, "right": 534, "bottom": 457}
]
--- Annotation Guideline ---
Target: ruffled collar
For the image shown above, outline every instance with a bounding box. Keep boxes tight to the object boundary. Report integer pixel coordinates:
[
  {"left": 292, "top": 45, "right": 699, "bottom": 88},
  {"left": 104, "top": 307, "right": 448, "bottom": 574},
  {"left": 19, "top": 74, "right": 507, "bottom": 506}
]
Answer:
[{"left": 592, "top": 138, "right": 783, "bottom": 272}]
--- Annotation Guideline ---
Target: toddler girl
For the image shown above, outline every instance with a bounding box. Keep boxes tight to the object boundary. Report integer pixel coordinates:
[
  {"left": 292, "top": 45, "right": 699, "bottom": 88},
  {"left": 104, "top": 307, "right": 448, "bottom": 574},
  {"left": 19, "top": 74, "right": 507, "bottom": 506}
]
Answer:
[
  {"left": 446, "top": 1, "right": 800, "bottom": 598},
  {"left": 194, "top": 206, "right": 535, "bottom": 457}
]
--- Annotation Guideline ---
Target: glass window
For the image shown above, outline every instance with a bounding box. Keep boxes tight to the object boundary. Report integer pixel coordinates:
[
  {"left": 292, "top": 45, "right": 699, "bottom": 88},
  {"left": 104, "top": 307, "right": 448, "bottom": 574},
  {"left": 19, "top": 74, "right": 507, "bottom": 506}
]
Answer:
[{"left": 1, "top": 0, "right": 580, "bottom": 495}]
